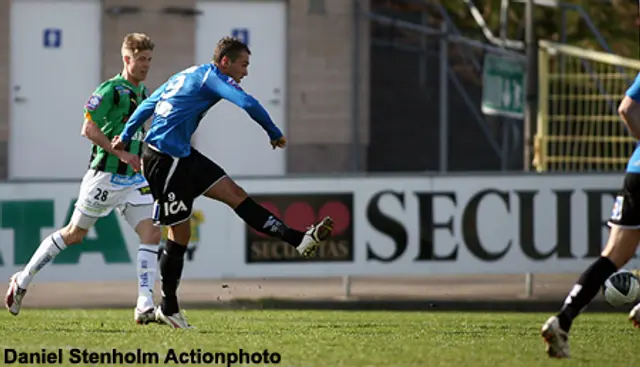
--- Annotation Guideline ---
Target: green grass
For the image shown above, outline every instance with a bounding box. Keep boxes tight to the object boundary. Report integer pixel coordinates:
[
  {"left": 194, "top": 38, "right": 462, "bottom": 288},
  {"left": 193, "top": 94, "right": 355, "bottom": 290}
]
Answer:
[{"left": 0, "top": 309, "right": 638, "bottom": 366}]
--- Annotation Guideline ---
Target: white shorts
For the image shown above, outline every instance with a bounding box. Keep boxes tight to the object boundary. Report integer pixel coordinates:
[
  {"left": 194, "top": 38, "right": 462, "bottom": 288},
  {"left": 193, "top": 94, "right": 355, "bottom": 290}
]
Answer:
[{"left": 72, "top": 170, "right": 154, "bottom": 230}]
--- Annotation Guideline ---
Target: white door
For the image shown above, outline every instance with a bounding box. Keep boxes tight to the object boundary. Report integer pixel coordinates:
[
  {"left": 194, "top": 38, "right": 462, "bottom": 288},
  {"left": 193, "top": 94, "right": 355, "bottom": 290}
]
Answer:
[
  {"left": 195, "top": 0, "right": 286, "bottom": 176},
  {"left": 10, "top": 0, "right": 101, "bottom": 180}
]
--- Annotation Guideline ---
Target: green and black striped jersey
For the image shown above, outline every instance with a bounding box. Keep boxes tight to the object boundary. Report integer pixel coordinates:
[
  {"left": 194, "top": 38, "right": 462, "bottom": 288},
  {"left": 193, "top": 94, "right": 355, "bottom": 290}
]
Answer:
[{"left": 83, "top": 74, "right": 149, "bottom": 176}]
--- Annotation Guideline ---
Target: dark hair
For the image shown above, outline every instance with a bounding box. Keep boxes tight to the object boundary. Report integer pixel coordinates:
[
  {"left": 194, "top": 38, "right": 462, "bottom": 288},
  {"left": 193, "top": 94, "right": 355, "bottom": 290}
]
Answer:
[{"left": 213, "top": 36, "right": 251, "bottom": 64}]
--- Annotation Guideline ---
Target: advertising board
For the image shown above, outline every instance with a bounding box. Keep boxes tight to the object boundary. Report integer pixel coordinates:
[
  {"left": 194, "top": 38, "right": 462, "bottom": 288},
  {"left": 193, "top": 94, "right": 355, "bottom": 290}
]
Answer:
[{"left": 0, "top": 174, "right": 632, "bottom": 282}]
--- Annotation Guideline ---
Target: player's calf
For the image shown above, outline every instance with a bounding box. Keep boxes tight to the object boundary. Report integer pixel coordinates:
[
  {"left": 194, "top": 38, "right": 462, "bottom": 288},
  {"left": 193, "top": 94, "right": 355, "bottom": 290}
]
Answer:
[
  {"left": 234, "top": 196, "right": 334, "bottom": 257},
  {"left": 4, "top": 210, "right": 97, "bottom": 315},
  {"left": 7, "top": 223, "right": 86, "bottom": 304},
  {"left": 157, "top": 222, "right": 190, "bottom": 318},
  {"left": 4, "top": 226, "right": 79, "bottom": 316},
  {"left": 204, "top": 177, "right": 334, "bottom": 257},
  {"left": 133, "top": 218, "right": 161, "bottom": 320},
  {"left": 548, "top": 226, "right": 640, "bottom": 338},
  {"left": 59, "top": 224, "right": 89, "bottom": 245}
]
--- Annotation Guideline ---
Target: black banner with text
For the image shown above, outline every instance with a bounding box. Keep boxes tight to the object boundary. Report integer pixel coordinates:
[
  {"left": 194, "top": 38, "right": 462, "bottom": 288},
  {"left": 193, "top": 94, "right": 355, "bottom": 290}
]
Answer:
[{"left": 245, "top": 193, "right": 354, "bottom": 263}]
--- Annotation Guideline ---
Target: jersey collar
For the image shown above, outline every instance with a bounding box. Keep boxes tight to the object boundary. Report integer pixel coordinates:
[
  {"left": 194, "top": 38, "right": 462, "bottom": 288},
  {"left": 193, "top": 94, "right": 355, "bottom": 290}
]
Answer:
[{"left": 115, "top": 73, "right": 140, "bottom": 90}]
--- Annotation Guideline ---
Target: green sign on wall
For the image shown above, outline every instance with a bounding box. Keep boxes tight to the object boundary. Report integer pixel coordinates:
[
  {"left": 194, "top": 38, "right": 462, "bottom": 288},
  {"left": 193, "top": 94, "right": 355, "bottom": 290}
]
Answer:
[{"left": 481, "top": 53, "right": 526, "bottom": 119}]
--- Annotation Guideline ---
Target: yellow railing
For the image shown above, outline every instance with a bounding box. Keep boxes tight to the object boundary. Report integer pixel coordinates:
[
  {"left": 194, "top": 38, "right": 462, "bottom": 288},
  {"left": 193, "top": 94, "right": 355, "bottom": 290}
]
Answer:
[{"left": 533, "top": 40, "right": 640, "bottom": 172}]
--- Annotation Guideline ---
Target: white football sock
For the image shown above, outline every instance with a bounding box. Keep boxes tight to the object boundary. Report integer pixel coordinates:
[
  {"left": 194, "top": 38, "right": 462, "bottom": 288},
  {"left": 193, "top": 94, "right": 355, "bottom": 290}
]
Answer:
[
  {"left": 16, "top": 230, "right": 67, "bottom": 289},
  {"left": 136, "top": 244, "right": 158, "bottom": 309}
]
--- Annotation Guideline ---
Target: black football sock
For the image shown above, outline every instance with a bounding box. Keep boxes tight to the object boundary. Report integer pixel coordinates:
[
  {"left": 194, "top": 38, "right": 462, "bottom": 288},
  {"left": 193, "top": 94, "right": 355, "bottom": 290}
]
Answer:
[
  {"left": 159, "top": 239, "right": 187, "bottom": 315},
  {"left": 557, "top": 256, "right": 618, "bottom": 332},
  {"left": 234, "top": 197, "right": 305, "bottom": 247}
]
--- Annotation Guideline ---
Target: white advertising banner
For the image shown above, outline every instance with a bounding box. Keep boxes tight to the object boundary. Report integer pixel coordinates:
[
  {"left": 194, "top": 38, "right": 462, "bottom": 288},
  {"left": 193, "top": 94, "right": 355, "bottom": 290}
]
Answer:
[{"left": 0, "top": 174, "right": 634, "bottom": 283}]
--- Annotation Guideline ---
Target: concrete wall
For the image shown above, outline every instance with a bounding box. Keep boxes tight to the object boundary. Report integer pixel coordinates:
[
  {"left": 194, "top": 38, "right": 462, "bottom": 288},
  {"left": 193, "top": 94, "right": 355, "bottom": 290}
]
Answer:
[
  {"left": 0, "top": 0, "right": 369, "bottom": 179},
  {"left": 286, "top": 0, "right": 369, "bottom": 173},
  {"left": 101, "top": 0, "right": 197, "bottom": 91}
]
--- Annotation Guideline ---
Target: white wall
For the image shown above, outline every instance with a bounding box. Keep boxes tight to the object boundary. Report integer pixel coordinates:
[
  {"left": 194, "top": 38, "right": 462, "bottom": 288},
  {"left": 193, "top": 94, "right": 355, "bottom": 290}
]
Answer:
[{"left": 9, "top": 0, "right": 101, "bottom": 179}]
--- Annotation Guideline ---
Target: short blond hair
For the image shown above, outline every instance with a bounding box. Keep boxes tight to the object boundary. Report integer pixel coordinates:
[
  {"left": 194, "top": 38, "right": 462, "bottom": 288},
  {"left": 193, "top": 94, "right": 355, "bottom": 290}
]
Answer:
[{"left": 121, "top": 33, "right": 155, "bottom": 56}]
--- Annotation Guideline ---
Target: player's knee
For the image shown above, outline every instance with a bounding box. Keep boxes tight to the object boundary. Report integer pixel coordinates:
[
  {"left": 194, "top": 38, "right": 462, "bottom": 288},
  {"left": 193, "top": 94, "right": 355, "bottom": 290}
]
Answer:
[
  {"left": 220, "top": 177, "right": 247, "bottom": 202},
  {"left": 225, "top": 184, "right": 249, "bottom": 209},
  {"left": 142, "top": 226, "right": 162, "bottom": 245},
  {"left": 168, "top": 221, "right": 191, "bottom": 245},
  {"left": 136, "top": 219, "right": 161, "bottom": 245},
  {"left": 60, "top": 224, "right": 88, "bottom": 245},
  {"left": 230, "top": 181, "right": 248, "bottom": 200},
  {"left": 602, "top": 226, "right": 640, "bottom": 268},
  {"left": 205, "top": 177, "right": 248, "bottom": 207}
]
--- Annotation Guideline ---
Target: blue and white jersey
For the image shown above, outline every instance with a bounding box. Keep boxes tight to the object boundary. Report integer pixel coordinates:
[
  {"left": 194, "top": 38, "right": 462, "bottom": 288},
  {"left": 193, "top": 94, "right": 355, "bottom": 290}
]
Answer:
[{"left": 120, "top": 63, "right": 282, "bottom": 158}]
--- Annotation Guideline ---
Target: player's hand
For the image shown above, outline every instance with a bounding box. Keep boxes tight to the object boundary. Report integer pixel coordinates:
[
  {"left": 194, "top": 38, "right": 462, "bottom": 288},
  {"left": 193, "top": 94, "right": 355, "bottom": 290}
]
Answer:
[
  {"left": 111, "top": 136, "right": 125, "bottom": 151},
  {"left": 115, "top": 150, "right": 141, "bottom": 172},
  {"left": 270, "top": 136, "right": 287, "bottom": 150}
]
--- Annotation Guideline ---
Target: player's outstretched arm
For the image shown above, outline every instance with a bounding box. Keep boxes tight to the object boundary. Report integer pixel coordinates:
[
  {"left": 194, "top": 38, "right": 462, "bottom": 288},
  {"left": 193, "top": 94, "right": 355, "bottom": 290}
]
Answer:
[
  {"left": 119, "top": 86, "right": 163, "bottom": 144},
  {"left": 204, "top": 75, "right": 283, "bottom": 142}
]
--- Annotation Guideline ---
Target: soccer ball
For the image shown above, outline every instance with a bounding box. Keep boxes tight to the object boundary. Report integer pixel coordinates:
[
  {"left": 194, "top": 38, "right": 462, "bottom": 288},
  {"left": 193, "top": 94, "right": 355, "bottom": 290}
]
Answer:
[{"left": 602, "top": 270, "right": 640, "bottom": 307}]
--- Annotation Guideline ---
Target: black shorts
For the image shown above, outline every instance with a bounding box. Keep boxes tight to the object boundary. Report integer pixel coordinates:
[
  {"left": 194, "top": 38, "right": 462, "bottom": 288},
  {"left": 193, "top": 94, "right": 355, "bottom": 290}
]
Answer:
[
  {"left": 608, "top": 173, "right": 640, "bottom": 228},
  {"left": 142, "top": 146, "right": 227, "bottom": 226}
]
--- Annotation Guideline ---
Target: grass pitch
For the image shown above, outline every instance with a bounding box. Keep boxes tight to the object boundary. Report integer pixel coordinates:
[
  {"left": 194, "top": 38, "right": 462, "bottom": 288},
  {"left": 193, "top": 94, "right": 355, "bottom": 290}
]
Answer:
[{"left": 0, "top": 309, "right": 638, "bottom": 366}]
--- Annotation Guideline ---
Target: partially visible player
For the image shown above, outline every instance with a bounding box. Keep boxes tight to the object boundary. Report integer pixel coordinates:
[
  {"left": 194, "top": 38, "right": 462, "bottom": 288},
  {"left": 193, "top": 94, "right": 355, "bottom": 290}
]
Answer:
[
  {"left": 541, "top": 72, "right": 640, "bottom": 358},
  {"left": 5, "top": 33, "right": 162, "bottom": 324},
  {"left": 185, "top": 210, "right": 204, "bottom": 261},
  {"left": 112, "top": 36, "right": 334, "bottom": 329}
]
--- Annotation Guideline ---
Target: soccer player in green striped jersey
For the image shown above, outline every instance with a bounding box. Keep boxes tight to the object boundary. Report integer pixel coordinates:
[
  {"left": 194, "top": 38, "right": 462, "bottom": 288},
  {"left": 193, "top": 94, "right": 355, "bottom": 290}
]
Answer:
[
  {"left": 5, "top": 33, "right": 161, "bottom": 325},
  {"left": 85, "top": 74, "right": 148, "bottom": 176}
]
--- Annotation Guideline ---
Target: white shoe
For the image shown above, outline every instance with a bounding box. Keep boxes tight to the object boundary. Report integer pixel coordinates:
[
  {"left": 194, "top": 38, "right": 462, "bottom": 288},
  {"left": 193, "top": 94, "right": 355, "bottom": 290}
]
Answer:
[
  {"left": 5, "top": 272, "right": 27, "bottom": 316},
  {"left": 541, "top": 316, "right": 570, "bottom": 359},
  {"left": 296, "top": 216, "right": 334, "bottom": 258},
  {"left": 134, "top": 305, "right": 157, "bottom": 325},
  {"left": 628, "top": 303, "right": 640, "bottom": 328},
  {"left": 155, "top": 306, "right": 193, "bottom": 329}
]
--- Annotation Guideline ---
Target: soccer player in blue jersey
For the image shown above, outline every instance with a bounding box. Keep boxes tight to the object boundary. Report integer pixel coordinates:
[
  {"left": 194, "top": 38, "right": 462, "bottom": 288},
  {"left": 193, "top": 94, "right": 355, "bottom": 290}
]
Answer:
[
  {"left": 541, "top": 72, "right": 640, "bottom": 358},
  {"left": 112, "top": 37, "right": 334, "bottom": 328}
]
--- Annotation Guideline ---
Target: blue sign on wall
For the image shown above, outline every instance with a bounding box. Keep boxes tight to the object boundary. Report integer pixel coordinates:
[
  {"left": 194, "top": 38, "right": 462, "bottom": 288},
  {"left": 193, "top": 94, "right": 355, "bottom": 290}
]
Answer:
[
  {"left": 43, "top": 28, "right": 62, "bottom": 48},
  {"left": 231, "top": 28, "right": 249, "bottom": 46}
]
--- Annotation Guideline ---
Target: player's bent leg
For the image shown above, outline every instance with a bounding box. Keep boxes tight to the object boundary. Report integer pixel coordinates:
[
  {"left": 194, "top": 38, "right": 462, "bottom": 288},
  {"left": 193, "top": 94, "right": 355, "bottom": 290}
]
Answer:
[
  {"left": 121, "top": 184, "right": 163, "bottom": 324},
  {"left": 5, "top": 211, "right": 94, "bottom": 316},
  {"left": 542, "top": 172, "right": 640, "bottom": 358},
  {"left": 203, "top": 176, "right": 334, "bottom": 257},
  {"left": 541, "top": 225, "right": 640, "bottom": 358}
]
